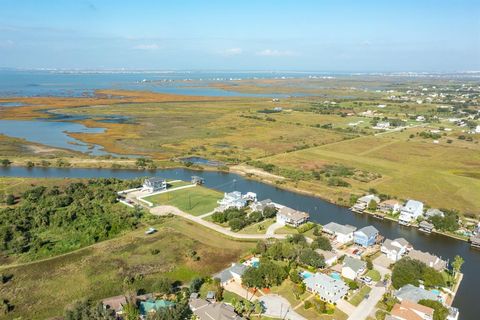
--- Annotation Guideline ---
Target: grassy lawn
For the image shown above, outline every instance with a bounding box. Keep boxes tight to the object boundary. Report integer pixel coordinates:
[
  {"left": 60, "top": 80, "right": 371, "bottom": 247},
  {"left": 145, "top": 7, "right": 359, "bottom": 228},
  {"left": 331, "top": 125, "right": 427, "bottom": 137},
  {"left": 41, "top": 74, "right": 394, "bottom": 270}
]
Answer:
[
  {"left": 0, "top": 217, "right": 254, "bottom": 320},
  {"left": 145, "top": 185, "right": 223, "bottom": 216},
  {"left": 366, "top": 269, "right": 381, "bottom": 282},
  {"left": 238, "top": 218, "right": 275, "bottom": 234},
  {"left": 268, "top": 279, "right": 311, "bottom": 307},
  {"left": 198, "top": 282, "right": 244, "bottom": 304},
  {"left": 349, "top": 285, "right": 372, "bottom": 306},
  {"left": 168, "top": 180, "right": 192, "bottom": 188}
]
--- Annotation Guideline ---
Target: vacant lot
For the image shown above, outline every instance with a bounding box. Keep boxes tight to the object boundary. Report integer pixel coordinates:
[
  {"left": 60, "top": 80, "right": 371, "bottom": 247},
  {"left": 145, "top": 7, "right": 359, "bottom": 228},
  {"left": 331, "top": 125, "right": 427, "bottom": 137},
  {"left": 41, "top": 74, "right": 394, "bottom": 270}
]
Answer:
[
  {"left": 264, "top": 133, "right": 480, "bottom": 215},
  {"left": 145, "top": 185, "right": 223, "bottom": 215},
  {"left": 0, "top": 217, "right": 253, "bottom": 319}
]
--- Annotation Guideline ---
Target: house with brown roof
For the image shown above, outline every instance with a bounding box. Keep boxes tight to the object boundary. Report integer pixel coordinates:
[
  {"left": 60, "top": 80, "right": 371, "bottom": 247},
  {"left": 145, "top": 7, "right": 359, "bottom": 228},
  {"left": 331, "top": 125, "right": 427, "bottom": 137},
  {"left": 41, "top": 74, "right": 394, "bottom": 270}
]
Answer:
[
  {"left": 276, "top": 206, "right": 309, "bottom": 227},
  {"left": 389, "top": 300, "right": 434, "bottom": 320},
  {"left": 379, "top": 199, "right": 402, "bottom": 213},
  {"left": 189, "top": 298, "right": 244, "bottom": 320}
]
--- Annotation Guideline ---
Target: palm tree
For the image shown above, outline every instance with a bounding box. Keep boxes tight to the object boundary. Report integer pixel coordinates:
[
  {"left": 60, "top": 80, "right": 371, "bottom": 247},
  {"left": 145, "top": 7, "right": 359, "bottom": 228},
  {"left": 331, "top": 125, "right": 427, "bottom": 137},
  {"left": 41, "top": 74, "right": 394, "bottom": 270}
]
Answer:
[{"left": 254, "top": 300, "right": 263, "bottom": 318}]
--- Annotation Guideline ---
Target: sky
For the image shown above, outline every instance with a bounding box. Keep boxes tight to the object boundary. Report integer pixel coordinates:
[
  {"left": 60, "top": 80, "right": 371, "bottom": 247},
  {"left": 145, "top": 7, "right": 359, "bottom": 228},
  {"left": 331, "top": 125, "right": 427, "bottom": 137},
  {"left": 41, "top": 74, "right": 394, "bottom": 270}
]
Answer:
[{"left": 0, "top": 0, "right": 479, "bottom": 72}]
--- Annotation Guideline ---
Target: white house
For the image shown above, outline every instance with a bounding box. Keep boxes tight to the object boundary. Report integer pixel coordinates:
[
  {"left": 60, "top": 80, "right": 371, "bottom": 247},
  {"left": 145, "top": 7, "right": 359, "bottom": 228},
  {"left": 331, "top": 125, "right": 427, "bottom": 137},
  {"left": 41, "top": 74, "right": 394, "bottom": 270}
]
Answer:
[
  {"left": 217, "top": 191, "right": 247, "bottom": 210},
  {"left": 399, "top": 200, "right": 424, "bottom": 225},
  {"left": 142, "top": 177, "right": 167, "bottom": 193},
  {"left": 342, "top": 256, "right": 366, "bottom": 280},
  {"left": 322, "top": 222, "right": 357, "bottom": 244},
  {"left": 315, "top": 249, "right": 338, "bottom": 267},
  {"left": 353, "top": 194, "right": 381, "bottom": 211},
  {"left": 425, "top": 208, "right": 444, "bottom": 219},
  {"left": 378, "top": 199, "right": 402, "bottom": 213},
  {"left": 213, "top": 263, "right": 248, "bottom": 286},
  {"left": 303, "top": 273, "right": 348, "bottom": 303},
  {"left": 374, "top": 121, "right": 390, "bottom": 129},
  {"left": 276, "top": 206, "right": 309, "bottom": 227},
  {"left": 381, "top": 238, "right": 410, "bottom": 261}
]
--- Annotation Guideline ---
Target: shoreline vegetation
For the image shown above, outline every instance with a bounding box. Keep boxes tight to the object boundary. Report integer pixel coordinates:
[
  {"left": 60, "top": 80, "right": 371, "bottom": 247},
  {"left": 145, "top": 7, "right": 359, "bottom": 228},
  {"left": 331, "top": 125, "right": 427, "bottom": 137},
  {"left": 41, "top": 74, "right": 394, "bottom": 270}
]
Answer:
[{"left": 0, "top": 160, "right": 474, "bottom": 244}]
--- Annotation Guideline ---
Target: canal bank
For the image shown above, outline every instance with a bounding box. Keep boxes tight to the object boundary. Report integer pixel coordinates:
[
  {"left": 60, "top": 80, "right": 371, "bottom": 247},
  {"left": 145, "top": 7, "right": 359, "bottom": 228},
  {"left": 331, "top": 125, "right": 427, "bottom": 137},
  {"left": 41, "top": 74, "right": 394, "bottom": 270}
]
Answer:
[{"left": 1, "top": 166, "right": 479, "bottom": 319}]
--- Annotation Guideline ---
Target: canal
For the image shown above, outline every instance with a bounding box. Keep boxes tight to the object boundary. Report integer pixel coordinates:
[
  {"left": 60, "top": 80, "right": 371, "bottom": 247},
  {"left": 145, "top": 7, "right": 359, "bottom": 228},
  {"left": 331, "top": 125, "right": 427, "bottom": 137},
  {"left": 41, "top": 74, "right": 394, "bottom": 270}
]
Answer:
[{"left": 1, "top": 166, "right": 478, "bottom": 319}]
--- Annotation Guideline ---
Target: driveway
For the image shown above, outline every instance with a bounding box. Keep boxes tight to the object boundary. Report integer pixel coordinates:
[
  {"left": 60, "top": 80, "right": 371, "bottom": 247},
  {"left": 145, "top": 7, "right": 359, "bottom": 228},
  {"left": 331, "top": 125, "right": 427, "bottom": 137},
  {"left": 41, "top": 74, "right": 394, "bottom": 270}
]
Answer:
[
  {"left": 259, "top": 294, "right": 306, "bottom": 320},
  {"left": 266, "top": 222, "right": 283, "bottom": 236},
  {"left": 224, "top": 281, "right": 257, "bottom": 301},
  {"left": 347, "top": 284, "right": 385, "bottom": 320}
]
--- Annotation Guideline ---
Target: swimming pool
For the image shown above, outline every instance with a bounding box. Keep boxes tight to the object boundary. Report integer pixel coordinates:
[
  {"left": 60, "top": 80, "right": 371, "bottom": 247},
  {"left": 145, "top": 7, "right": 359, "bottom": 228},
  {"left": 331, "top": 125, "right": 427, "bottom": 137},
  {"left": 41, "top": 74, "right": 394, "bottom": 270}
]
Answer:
[
  {"left": 301, "top": 271, "right": 313, "bottom": 279},
  {"left": 252, "top": 261, "right": 260, "bottom": 268},
  {"left": 330, "top": 272, "right": 342, "bottom": 280}
]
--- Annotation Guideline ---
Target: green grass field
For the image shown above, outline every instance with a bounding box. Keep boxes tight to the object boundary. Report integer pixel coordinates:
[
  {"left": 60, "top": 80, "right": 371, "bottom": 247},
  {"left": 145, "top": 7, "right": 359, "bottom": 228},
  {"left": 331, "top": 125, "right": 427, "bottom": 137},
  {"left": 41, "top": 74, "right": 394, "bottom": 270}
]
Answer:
[
  {"left": 0, "top": 217, "right": 254, "bottom": 319},
  {"left": 145, "top": 185, "right": 223, "bottom": 216},
  {"left": 349, "top": 285, "right": 372, "bottom": 307}
]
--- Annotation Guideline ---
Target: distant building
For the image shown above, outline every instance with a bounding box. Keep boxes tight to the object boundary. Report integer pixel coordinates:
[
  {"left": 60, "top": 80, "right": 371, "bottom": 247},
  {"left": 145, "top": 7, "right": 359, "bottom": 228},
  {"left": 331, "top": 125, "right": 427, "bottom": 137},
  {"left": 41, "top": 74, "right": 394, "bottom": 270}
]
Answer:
[
  {"left": 407, "top": 249, "right": 447, "bottom": 271},
  {"left": 353, "top": 194, "right": 381, "bottom": 211},
  {"left": 102, "top": 295, "right": 127, "bottom": 316},
  {"left": 418, "top": 221, "right": 435, "bottom": 233},
  {"left": 381, "top": 238, "right": 410, "bottom": 261},
  {"left": 379, "top": 199, "right": 402, "bottom": 213},
  {"left": 276, "top": 206, "right": 309, "bottom": 227},
  {"left": 394, "top": 284, "right": 438, "bottom": 303},
  {"left": 303, "top": 272, "right": 349, "bottom": 303},
  {"left": 375, "top": 122, "right": 391, "bottom": 129},
  {"left": 399, "top": 200, "right": 424, "bottom": 225},
  {"left": 139, "top": 299, "right": 175, "bottom": 317},
  {"left": 142, "top": 177, "right": 167, "bottom": 193},
  {"left": 354, "top": 226, "right": 379, "bottom": 247},
  {"left": 390, "top": 299, "right": 434, "bottom": 320},
  {"left": 342, "top": 256, "right": 366, "bottom": 280},
  {"left": 323, "top": 222, "right": 357, "bottom": 244}
]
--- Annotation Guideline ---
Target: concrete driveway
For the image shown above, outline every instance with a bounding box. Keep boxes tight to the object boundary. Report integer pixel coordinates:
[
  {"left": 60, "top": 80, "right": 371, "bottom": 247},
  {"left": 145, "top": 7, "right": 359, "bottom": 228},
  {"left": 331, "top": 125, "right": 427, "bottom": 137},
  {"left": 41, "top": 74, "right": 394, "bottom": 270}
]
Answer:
[
  {"left": 259, "top": 294, "right": 306, "bottom": 320},
  {"left": 347, "top": 284, "right": 385, "bottom": 320}
]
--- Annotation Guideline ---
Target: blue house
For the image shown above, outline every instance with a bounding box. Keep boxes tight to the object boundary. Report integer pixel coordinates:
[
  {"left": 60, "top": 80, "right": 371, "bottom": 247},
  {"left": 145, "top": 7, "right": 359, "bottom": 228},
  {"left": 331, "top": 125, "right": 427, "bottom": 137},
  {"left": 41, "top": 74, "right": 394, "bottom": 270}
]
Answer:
[{"left": 353, "top": 226, "right": 379, "bottom": 247}]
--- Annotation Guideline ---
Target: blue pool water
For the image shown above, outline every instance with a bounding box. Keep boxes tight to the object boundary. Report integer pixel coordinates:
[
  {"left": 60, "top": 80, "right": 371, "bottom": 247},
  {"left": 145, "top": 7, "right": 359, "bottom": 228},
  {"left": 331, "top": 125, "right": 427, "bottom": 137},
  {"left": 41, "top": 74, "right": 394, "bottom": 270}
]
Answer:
[
  {"left": 301, "top": 271, "right": 313, "bottom": 279},
  {"left": 330, "top": 272, "right": 341, "bottom": 280},
  {"left": 252, "top": 261, "right": 260, "bottom": 268}
]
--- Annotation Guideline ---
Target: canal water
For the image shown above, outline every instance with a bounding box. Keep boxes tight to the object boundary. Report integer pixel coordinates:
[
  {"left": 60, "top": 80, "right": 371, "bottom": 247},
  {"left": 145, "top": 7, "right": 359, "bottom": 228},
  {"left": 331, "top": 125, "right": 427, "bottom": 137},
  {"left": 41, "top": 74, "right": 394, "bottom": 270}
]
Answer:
[{"left": 0, "top": 166, "right": 478, "bottom": 319}]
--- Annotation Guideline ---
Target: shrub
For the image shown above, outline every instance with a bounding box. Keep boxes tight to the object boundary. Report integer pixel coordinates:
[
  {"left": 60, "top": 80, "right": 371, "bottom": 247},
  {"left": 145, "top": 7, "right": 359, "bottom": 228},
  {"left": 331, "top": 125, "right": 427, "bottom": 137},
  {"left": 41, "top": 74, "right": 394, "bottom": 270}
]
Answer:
[{"left": 304, "top": 300, "right": 312, "bottom": 309}]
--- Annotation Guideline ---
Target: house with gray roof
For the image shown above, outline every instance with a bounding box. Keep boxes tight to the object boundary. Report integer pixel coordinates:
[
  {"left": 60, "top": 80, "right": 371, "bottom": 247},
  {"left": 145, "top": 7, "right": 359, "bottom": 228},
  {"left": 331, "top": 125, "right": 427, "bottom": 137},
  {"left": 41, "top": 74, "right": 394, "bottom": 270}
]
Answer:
[
  {"left": 425, "top": 208, "right": 445, "bottom": 218},
  {"left": 213, "top": 263, "right": 248, "bottom": 285},
  {"left": 323, "top": 222, "right": 357, "bottom": 244},
  {"left": 353, "top": 225, "right": 379, "bottom": 247},
  {"left": 142, "top": 177, "right": 167, "bottom": 193},
  {"left": 342, "top": 256, "right": 366, "bottom": 280},
  {"left": 250, "top": 199, "right": 275, "bottom": 213},
  {"left": 381, "top": 238, "right": 410, "bottom": 261},
  {"left": 189, "top": 298, "right": 244, "bottom": 320},
  {"left": 303, "top": 272, "right": 348, "bottom": 303},
  {"left": 276, "top": 206, "right": 309, "bottom": 227},
  {"left": 315, "top": 249, "right": 338, "bottom": 267},
  {"left": 217, "top": 191, "right": 247, "bottom": 210},
  {"left": 394, "top": 284, "right": 439, "bottom": 303}
]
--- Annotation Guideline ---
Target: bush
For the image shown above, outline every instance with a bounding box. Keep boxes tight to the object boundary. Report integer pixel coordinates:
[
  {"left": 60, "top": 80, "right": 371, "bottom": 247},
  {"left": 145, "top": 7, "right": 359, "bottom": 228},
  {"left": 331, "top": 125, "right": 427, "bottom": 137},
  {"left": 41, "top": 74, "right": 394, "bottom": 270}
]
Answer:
[
  {"left": 152, "top": 278, "right": 174, "bottom": 295},
  {"left": 311, "top": 235, "right": 332, "bottom": 251},
  {"left": 0, "top": 159, "right": 11, "bottom": 167},
  {"left": 304, "top": 300, "right": 312, "bottom": 309},
  {"left": 5, "top": 194, "right": 15, "bottom": 206},
  {"left": 229, "top": 218, "right": 246, "bottom": 231},
  {"left": 297, "top": 222, "right": 316, "bottom": 233},
  {"left": 418, "top": 299, "right": 449, "bottom": 320},
  {"left": 392, "top": 257, "right": 445, "bottom": 289}
]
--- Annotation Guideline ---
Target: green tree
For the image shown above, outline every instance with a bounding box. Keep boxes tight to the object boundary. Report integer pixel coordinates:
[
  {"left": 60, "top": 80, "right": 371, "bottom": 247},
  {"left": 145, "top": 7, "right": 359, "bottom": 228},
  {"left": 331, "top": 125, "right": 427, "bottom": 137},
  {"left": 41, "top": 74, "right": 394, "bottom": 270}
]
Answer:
[
  {"left": 189, "top": 277, "right": 204, "bottom": 293},
  {"left": 452, "top": 255, "right": 464, "bottom": 277},
  {"left": 5, "top": 194, "right": 14, "bottom": 205},
  {"left": 153, "top": 278, "right": 173, "bottom": 295},
  {"left": 299, "top": 248, "right": 325, "bottom": 268},
  {"left": 122, "top": 302, "right": 140, "bottom": 320},
  {"left": 418, "top": 299, "right": 449, "bottom": 320},
  {"left": 0, "top": 159, "right": 11, "bottom": 167},
  {"left": 228, "top": 218, "right": 246, "bottom": 231},
  {"left": 366, "top": 258, "right": 373, "bottom": 270},
  {"left": 310, "top": 235, "right": 332, "bottom": 251},
  {"left": 64, "top": 299, "right": 115, "bottom": 320},
  {"left": 368, "top": 200, "right": 378, "bottom": 211}
]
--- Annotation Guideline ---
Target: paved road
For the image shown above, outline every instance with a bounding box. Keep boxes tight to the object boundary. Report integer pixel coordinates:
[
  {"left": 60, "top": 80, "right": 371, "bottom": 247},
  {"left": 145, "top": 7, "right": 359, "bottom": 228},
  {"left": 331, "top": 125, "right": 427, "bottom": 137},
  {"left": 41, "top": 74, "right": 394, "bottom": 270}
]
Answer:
[
  {"left": 259, "top": 294, "right": 306, "bottom": 320},
  {"left": 151, "top": 205, "right": 288, "bottom": 241},
  {"left": 347, "top": 284, "right": 385, "bottom": 320}
]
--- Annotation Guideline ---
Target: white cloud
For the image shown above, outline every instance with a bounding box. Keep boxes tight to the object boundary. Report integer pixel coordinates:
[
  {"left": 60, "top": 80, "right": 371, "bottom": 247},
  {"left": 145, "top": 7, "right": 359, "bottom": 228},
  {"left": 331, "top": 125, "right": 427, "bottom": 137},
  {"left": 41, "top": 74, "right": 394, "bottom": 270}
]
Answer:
[
  {"left": 133, "top": 43, "right": 159, "bottom": 50},
  {"left": 256, "top": 49, "right": 294, "bottom": 57},
  {"left": 222, "top": 47, "right": 243, "bottom": 56}
]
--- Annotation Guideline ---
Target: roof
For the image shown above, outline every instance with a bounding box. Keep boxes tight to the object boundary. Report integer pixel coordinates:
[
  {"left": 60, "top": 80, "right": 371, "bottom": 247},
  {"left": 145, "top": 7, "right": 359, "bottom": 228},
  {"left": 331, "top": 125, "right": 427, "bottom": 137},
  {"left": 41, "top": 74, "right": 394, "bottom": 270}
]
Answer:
[
  {"left": 380, "top": 199, "right": 402, "bottom": 206},
  {"left": 358, "top": 194, "right": 380, "bottom": 203},
  {"left": 323, "top": 222, "right": 357, "bottom": 235},
  {"left": 403, "top": 200, "right": 424, "bottom": 212},
  {"left": 407, "top": 249, "right": 446, "bottom": 271},
  {"left": 395, "top": 238, "right": 410, "bottom": 247},
  {"left": 102, "top": 295, "right": 127, "bottom": 313},
  {"left": 425, "top": 208, "right": 444, "bottom": 217},
  {"left": 383, "top": 238, "right": 409, "bottom": 251},
  {"left": 278, "top": 206, "right": 309, "bottom": 221},
  {"left": 190, "top": 299, "right": 244, "bottom": 320},
  {"left": 355, "top": 225, "right": 379, "bottom": 238},
  {"left": 315, "top": 249, "right": 338, "bottom": 261},
  {"left": 213, "top": 263, "right": 248, "bottom": 283},
  {"left": 303, "top": 272, "right": 348, "bottom": 302},
  {"left": 419, "top": 221, "right": 434, "bottom": 229},
  {"left": 145, "top": 177, "right": 165, "bottom": 183},
  {"left": 391, "top": 300, "right": 434, "bottom": 320},
  {"left": 343, "top": 256, "right": 366, "bottom": 273},
  {"left": 394, "top": 284, "right": 438, "bottom": 303}
]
